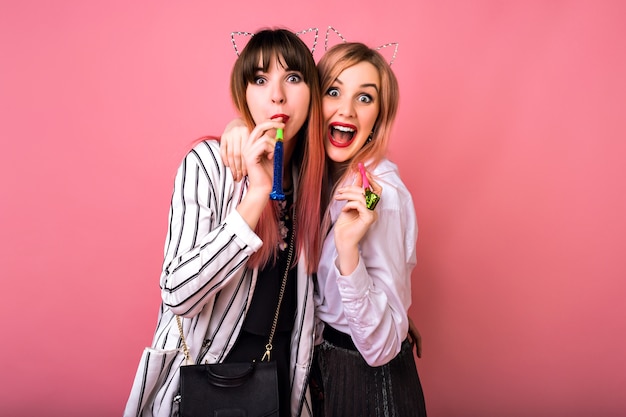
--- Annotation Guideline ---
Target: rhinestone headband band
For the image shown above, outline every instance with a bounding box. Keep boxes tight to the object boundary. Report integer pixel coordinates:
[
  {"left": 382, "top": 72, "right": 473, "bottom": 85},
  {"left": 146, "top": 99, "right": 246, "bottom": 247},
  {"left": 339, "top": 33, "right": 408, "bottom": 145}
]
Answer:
[
  {"left": 230, "top": 28, "right": 320, "bottom": 56},
  {"left": 230, "top": 26, "right": 399, "bottom": 65}
]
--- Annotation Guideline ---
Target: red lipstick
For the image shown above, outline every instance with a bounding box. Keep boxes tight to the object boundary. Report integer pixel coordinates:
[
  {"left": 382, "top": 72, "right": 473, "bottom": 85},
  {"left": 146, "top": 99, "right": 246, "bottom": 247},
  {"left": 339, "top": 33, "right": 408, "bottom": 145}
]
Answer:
[
  {"left": 271, "top": 114, "right": 290, "bottom": 123},
  {"left": 328, "top": 122, "right": 357, "bottom": 148}
]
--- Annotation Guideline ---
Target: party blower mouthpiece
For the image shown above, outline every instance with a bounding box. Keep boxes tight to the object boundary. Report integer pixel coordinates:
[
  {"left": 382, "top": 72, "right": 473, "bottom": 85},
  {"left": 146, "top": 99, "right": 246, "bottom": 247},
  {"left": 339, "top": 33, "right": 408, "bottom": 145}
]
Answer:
[{"left": 269, "top": 128, "right": 285, "bottom": 200}]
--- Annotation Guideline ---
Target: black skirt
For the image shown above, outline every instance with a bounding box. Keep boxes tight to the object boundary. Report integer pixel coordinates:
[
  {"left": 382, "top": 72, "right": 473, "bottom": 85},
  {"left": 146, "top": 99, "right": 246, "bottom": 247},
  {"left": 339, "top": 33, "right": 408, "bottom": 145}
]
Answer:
[{"left": 311, "top": 327, "right": 427, "bottom": 417}]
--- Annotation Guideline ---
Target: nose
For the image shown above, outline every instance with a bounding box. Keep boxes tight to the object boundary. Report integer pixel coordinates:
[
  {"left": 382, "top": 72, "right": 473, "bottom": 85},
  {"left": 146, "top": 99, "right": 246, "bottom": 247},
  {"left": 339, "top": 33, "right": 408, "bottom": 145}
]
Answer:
[
  {"left": 337, "top": 97, "right": 355, "bottom": 117},
  {"left": 271, "top": 83, "right": 286, "bottom": 104}
]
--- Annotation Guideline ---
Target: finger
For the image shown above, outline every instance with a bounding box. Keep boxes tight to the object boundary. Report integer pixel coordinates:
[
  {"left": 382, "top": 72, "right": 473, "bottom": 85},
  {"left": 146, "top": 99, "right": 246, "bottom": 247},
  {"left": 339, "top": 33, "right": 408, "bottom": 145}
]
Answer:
[
  {"left": 221, "top": 126, "right": 250, "bottom": 181},
  {"left": 353, "top": 167, "right": 364, "bottom": 188},
  {"left": 356, "top": 165, "right": 382, "bottom": 195},
  {"left": 259, "top": 127, "right": 285, "bottom": 163},
  {"left": 231, "top": 132, "right": 243, "bottom": 180},
  {"left": 339, "top": 200, "right": 377, "bottom": 221},
  {"left": 368, "top": 177, "right": 383, "bottom": 196},
  {"left": 334, "top": 189, "right": 367, "bottom": 204},
  {"left": 245, "top": 136, "right": 275, "bottom": 171},
  {"left": 416, "top": 337, "right": 422, "bottom": 358},
  {"left": 336, "top": 184, "right": 366, "bottom": 195},
  {"left": 339, "top": 200, "right": 364, "bottom": 214},
  {"left": 250, "top": 120, "right": 286, "bottom": 140},
  {"left": 335, "top": 186, "right": 370, "bottom": 203},
  {"left": 244, "top": 126, "right": 276, "bottom": 164},
  {"left": 408, "top": 317, "right": 422, "bottom": 358},
  {"left": 220, "top": 141, "right": 230, "bottom": 167}
]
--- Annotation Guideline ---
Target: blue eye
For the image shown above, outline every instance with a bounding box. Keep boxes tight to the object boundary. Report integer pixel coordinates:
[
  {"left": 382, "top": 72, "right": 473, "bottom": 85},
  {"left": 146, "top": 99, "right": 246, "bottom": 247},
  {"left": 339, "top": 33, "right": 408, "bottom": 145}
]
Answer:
[
  {"left": 358, "top": 94, "right": 373, "bottom": 103},
  {"left": 326, "top": 87, "right": 339, "bottom": 97}
]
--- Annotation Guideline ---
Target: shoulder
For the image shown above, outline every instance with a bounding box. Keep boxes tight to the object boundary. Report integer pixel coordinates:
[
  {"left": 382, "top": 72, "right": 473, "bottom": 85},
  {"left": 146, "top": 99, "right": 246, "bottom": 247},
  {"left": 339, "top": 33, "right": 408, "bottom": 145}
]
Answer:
[
  {"left": 179, "top": 138, "right": 227, "bottom": 176},
  {"left": 371, "top": 159, "right": 414, "bottom": 209},
  {"left": 370, "top": 159, "right": 418, "bottom": 246},
  {"left": 187, "top": 138, "right": 222, "bottom": 163}
]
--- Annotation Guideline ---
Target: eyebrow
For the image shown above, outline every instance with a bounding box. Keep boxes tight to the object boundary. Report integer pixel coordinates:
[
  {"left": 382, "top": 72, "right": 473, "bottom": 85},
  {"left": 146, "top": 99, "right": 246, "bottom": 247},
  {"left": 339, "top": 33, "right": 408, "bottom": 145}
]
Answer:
[
  {"left": 253, "top": 66, "right": 297, "bottom": 73},
  {"left": 334, "top": 78, "right": 379, "bottom": 92}
]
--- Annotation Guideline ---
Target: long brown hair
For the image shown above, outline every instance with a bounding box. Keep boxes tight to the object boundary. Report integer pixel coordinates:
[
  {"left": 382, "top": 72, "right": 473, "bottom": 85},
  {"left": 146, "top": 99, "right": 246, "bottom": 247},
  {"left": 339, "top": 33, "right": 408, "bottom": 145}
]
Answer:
[{"left": 230, "top": 28, "right": 325, "bottom": 272}]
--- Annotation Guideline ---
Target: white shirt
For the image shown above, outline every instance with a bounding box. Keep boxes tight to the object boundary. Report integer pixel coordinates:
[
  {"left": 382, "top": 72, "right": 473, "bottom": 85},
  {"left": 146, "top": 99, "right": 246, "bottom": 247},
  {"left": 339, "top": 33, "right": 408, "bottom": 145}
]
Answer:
[{"left": 314, "top": 158, "right": 418, "bottom": 367}]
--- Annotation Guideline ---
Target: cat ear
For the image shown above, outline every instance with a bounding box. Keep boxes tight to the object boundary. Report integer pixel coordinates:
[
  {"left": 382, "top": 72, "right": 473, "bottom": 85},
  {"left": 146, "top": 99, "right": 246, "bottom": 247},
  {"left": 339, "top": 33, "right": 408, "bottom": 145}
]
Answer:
[
  {"left": 324, "top": 27, "right": 399, "bottom": 65},
  {"left": 324, "top": 26, "right": 347, "bottom": 51},
  {"left": 296, "top": 27, "right": 319, "bottom": 55},
  {"left": 376, "top": 42, "right": 399, "bottom": 66},
  {"left": 231, "top": 29, "right": 319, "bottom": 57},
  {"left": 232, "top": 28, "right": 399, "bottom": 66},
  {"left": 230, "top": 31, "right": 254, "bottom": 57}
]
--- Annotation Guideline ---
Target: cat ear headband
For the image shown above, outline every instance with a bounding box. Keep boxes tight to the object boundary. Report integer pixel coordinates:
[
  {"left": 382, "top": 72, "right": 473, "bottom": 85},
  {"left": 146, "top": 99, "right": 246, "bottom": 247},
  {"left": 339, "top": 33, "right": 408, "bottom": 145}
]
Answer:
[
  {"left": 230, "top": 26, "right": 399, "bottom": 65},
  {"left": 230, "top": 28, "right": 320, "bottom": 56},
  {"left": 323, "top": 26, "right": 399, "bottom": 66}
]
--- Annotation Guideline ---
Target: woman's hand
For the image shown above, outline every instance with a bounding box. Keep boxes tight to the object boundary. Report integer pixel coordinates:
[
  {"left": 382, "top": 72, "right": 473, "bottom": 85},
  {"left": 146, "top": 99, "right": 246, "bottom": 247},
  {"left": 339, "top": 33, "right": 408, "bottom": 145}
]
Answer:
[
  {"left": 220, "top": 117, "right": 285, "bottom": 182},
  {"left": 240, "top": 122, "right": 283, "bottom": 194},
  {"left": 233, "top": 119, "right": 285, "bottom": 230},
  {"left": 407, "top": 316, "right": 423, "bottom": 358},
  {"left": 220, "top": 118, "right": 249, "bottom": 182},
  {"left": 333, "top": 168, "right": 382, "bottom": 275}
]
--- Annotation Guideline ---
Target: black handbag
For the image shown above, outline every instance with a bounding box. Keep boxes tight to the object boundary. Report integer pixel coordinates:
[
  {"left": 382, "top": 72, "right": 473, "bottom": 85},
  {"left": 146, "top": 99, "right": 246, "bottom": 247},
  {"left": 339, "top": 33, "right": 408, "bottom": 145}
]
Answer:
[
  {"left": 175, "top": 213, "right": 296, "bottom": 417},
  {"left": 179, "top": 360, "right": 279, "bottom": 417}
]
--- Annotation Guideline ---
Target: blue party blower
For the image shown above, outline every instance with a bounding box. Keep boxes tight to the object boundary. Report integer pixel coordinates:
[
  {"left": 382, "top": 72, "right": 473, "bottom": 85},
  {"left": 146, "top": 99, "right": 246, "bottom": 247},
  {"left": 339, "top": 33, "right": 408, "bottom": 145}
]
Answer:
[{"left": 269, "top": 128, "right": 285, "bottom": 200}]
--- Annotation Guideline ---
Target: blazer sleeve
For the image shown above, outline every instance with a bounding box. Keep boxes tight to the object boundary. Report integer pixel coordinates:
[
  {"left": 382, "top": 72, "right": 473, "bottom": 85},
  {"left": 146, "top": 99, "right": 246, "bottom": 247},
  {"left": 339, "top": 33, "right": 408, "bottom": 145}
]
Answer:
[{"left": 159, "top": 141, "right": 263, "bottom": 317}]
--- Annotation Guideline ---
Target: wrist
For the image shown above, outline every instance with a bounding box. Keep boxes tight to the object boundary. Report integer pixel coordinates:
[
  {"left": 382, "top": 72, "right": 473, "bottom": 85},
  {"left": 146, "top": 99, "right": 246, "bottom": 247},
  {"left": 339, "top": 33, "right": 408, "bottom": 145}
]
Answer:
[
  {"left": 336, "top": 245, "right": 359, "bottom": 276},
  {"left": 237, "top": 189, "right": 270, "bottom": 230}
]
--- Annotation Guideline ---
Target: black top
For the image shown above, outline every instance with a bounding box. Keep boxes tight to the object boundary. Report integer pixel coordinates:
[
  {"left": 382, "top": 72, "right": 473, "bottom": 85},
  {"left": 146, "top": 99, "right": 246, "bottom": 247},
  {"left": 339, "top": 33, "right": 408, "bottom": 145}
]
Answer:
[
  {"left": 224, "top": 191, "right": 296, "bottom": 417},
  {"left": 242, "top": 190, "right": 296, "bottom": 336}
]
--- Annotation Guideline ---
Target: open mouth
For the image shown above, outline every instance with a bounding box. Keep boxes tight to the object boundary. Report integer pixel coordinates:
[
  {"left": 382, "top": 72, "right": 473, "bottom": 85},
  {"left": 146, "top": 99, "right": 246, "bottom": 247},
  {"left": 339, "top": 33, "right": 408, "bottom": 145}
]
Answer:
[{"left": 328, "top": 124, "right": 356, "bottom": 148}]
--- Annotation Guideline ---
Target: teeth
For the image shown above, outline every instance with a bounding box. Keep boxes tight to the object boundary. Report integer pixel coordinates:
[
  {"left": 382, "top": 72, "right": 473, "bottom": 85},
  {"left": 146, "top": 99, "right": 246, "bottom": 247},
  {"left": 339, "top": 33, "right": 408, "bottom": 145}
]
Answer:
[{"left": 333, "top": 125, "right": 355, "bottom": 133}]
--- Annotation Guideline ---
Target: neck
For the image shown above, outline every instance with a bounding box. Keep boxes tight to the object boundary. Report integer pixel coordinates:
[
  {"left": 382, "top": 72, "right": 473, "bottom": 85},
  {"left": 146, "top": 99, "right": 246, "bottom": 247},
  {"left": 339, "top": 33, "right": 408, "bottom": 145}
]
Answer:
[
  {"left": 283, "top": 171, "right": 293, "bottom": 191},
  {"left": 283, "top": 139, "right": 297, "bottom": 190},
  {"left": 329, "top": 160, "right": 350, "bottom": 184}
]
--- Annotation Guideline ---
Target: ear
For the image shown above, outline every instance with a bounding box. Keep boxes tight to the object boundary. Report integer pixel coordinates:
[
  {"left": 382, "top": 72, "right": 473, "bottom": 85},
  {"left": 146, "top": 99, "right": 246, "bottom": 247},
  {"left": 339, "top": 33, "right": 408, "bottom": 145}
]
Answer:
[
  {"left": 324, "top": 26, "right": 347, "bottom": 52},
  {"left": 376, "top": 42, "right": 399, "bottom": 66},
  {"left": 230, "top": 31, "right": 254, "bottom": 56}
]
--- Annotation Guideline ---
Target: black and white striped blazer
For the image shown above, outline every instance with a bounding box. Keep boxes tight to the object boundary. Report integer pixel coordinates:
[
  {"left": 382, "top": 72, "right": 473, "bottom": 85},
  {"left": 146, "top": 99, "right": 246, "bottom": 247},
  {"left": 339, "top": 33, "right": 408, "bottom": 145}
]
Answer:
[{"left": 124, "top": 139, "right": 316, "bottom": 417}]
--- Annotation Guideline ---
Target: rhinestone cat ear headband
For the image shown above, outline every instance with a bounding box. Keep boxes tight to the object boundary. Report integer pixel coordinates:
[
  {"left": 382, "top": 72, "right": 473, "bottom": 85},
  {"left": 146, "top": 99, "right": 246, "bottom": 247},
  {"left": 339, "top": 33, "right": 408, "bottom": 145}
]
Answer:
[
  {"left": 324, "top": 26, "right": 399, "bottom": 66},
  {"left": 230, "top": 27, "right": 320, "bottom": 56},
  {"left": 230, "top": 26, "right": 399, "bottom": 65}
]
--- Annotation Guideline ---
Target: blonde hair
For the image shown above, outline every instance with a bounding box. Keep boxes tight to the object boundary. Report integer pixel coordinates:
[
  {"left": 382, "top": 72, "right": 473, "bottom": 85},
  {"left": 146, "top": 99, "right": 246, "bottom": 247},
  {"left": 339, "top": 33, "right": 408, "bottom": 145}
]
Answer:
[
  {"left": 318, "top": 42, "right": 400, "bottom": 231},
  {"left": 318, "top": 42, "right": 399, "bottom": 171}
]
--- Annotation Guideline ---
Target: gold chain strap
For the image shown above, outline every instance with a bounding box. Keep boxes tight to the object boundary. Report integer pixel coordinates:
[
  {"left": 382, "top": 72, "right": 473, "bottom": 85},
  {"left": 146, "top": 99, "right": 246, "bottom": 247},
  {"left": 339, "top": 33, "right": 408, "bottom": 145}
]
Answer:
[
  {"left": 176, "top": 210, "right": 296, "bottom": 365},
  {"left": 176, "top": 313, "right": 191, "bottom": 363},
  {"left": 262, "top": 210, "right": 296, "bottom": 362}
]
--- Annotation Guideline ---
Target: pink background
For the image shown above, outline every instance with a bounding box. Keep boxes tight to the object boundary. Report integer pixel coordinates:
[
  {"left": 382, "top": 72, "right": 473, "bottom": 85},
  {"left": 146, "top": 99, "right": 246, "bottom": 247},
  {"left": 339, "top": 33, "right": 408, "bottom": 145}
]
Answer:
[{"left": 1, "top": 1, "right": 625, "bottom": 416}]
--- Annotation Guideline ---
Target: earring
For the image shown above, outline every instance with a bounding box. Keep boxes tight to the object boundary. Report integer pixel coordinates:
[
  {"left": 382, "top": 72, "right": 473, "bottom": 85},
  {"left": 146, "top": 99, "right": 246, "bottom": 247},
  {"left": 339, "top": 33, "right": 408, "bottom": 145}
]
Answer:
[{"left": 366, "top": 132, "right": 374, "bottom": 144}]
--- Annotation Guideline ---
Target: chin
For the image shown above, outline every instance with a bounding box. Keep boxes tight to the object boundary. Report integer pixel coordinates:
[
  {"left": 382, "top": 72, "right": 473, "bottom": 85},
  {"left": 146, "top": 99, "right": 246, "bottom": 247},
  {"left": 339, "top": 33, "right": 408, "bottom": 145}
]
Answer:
[{"left": 325, "top": 148, "right": 350, "bottom": 164}]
